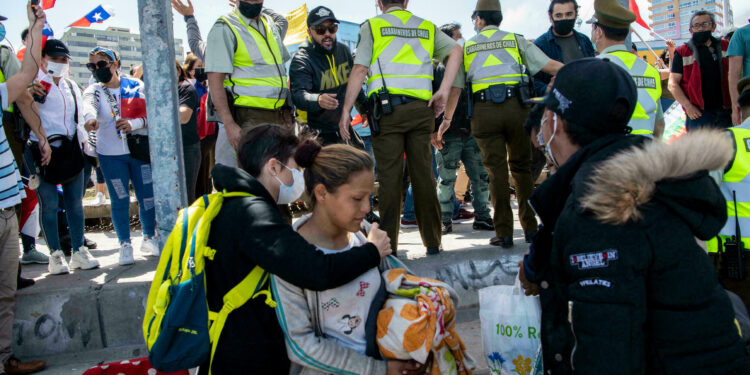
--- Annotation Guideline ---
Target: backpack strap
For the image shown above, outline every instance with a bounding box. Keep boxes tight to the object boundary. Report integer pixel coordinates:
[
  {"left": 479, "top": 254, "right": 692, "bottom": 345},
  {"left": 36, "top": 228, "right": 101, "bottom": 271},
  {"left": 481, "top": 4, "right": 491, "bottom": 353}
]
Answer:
[{"left": 206, "top": 265, "right": 275, "bottom": 375}]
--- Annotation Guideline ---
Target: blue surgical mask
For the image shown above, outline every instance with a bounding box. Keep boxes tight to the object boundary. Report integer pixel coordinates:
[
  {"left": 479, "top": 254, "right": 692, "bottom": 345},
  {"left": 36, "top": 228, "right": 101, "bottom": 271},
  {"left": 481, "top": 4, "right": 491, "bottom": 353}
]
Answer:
[{"left": 0, "top": 23, "right": 6, "bottom": 43}]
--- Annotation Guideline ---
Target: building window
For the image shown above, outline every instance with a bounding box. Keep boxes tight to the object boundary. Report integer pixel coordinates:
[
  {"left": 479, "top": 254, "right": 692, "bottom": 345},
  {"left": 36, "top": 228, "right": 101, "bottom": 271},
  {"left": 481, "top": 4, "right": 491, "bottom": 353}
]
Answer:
[
  {"left": 667, "top": 13, "right": 675, "bottom": 20},
  {"left": 666, "top": 4, "right": 674, "bottom": 11}
]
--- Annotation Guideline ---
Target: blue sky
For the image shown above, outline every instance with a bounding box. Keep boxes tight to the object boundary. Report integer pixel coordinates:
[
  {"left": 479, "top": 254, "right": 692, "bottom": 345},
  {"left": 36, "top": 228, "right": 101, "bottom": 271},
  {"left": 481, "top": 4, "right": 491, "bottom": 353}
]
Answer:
[{"left": 2, "top": 0, "right": 749, "bottom": 54}]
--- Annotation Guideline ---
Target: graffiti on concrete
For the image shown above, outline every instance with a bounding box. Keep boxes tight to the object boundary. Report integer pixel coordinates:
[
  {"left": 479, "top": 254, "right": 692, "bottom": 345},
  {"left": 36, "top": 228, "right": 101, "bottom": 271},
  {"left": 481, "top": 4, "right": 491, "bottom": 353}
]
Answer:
[
  {"left": 434, "top": 255, "right": 522, "bottom": 291},
  {"left": 13, "top": 294, "right": 99, "bottom": 355}
]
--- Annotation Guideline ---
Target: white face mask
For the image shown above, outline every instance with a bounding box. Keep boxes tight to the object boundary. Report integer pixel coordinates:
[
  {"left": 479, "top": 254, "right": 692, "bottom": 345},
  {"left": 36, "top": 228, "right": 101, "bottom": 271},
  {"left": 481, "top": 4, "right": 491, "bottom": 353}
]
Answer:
[
  {"left": 46, "top": 61, "right": 68, "bottom": 78},
  {"left": 537, "top": 113, "right": 560, "bottom": 167},
  {"left": 274, "top": 163, "right": 305, "bottom": 205}
]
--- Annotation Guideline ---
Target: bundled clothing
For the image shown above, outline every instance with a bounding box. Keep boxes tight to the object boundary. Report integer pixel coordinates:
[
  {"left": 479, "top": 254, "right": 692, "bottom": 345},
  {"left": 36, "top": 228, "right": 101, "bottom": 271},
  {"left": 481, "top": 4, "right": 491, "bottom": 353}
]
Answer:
[
  {"left": 377, "top": 269, "right": 473, "bottom": 375},
  {"left": 525, "top": 130, "right": 750, "bottom": 374},
  {"left": 200, "top": 166, "right": 382, "bottom": 374}
]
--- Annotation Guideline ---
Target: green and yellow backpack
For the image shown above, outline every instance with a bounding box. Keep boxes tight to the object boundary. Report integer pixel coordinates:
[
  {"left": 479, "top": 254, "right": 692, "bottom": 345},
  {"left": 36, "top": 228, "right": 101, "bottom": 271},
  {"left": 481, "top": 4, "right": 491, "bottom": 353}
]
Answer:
[{"left": 142, "top": 191, "right": 276, "bottom": 373}]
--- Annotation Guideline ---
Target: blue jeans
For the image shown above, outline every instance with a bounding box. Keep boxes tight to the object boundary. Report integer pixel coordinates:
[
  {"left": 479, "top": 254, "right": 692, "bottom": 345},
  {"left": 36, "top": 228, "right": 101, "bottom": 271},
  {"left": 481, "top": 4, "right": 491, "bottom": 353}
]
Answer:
[
  {"left": 402, "top": 146, "right": 458, "bottom": 221},
  {"left": 30, "top": 149, "right": 86, "bottom": 252},
  {"left": 98, "top": 154, "right": 156, "bottom": 243},
  {"left": 685, "top": 109, "right": 732, "bottom": 130},
  {"left": 436, "top": 134, "right": 491, "bottom": 222},
  {"left": 660, "top": 98, "right": 675, "bottom": 111}
]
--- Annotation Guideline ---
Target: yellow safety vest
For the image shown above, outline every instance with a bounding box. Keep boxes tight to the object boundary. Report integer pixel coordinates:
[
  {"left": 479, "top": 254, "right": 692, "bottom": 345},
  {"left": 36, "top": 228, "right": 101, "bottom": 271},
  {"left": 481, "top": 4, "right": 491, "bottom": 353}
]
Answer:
[
  {"left": 367, "top": 10, "right": 435, "bottom": 102},
  {"left": 600, "top": 50, "right": 662, "bottom": 137},
  {"left": 220, "top": 11, "right": 287, "bottom": 110},
  {"left": 0, "top": 68, "right": 14, "bottom": 113},
  {"left": 707, "top": 127, "right": 750, "bottom": 253},
  {"left": 464, "top": 28, "right": 525, "bottom": 93}
]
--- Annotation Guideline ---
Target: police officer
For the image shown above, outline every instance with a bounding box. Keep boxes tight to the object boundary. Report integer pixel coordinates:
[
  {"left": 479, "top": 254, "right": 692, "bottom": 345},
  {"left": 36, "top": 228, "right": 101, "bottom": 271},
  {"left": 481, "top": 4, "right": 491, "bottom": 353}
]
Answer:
[
  {"left": 205, "top": 0, "right": 291, "bottom": 166},
  {"left": 462, "top": 0, "right": 562, "bottom": 248},
  {"left": 588, "top": 0, "right": 664, "bottom": 139},
  {"left": 706, "top": 76, "right": 750, "bottom": 307},
  {"left": 338, "top": 0, "right": 464, "bottom": 255}
]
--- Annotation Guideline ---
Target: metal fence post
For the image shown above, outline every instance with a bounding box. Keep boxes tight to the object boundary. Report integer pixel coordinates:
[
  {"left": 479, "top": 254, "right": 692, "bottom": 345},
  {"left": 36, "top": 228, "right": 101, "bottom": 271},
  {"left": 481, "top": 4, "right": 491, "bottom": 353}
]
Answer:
[{"left": 137, "top": 0, "right": 187, "bottom": 245}]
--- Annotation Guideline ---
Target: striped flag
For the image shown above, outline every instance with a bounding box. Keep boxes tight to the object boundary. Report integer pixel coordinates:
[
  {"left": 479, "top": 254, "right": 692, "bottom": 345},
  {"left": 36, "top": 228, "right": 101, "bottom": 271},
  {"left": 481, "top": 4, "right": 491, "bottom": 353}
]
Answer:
[
  {"left": 42, "top": 21, "right": 54, "bottom": 47},
  {"left": 68, "top": 5, "right": 114, "bottom": 28}
]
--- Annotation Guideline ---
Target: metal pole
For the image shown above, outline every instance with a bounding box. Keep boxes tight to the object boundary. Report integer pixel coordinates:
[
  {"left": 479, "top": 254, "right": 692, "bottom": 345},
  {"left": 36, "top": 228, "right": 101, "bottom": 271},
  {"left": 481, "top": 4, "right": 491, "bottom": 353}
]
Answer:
[
  {"left": 137, "top": 0, "right": 187, "bottom": 245},
  {"left": 618, "top": 0, "right": 632, "bottom": 48}
]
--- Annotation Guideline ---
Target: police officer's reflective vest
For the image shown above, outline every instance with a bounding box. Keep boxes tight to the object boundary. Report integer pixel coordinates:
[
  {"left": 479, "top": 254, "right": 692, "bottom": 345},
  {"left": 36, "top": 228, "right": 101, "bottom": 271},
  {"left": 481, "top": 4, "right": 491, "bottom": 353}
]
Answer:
[
  {"left": 707, "top": 127, "right": 750, "bottom": 253},
  {"left": 464, "top": 28, "right": 525, "bottom": 93},
  {"left": 599, "top": 50, "right": 661, "bottom": 137},
  {"left": 367, "top": 10, "right": 435, "bottom": 102},
  {"left": 220, "top": 11, "right": 287, "bottom": 110},
  {"left": 0, "top": 67, "right": 14, "bottom": 113}
]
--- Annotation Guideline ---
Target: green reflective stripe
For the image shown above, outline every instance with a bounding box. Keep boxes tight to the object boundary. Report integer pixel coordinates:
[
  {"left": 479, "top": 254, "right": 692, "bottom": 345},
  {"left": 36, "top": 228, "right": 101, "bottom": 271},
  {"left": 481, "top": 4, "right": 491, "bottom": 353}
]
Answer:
[
  {"left": 0, "top": 69, "right": 13, "bottom": 113},
  {"left": 601, "top": 51, "right": 661, "bottom": 135},
  {"left": 706, "top": 236, "right": 750, "bottom": 253},
  {"left": 367, "top": 10, "right": 435, "bottom": 101},
  {"left": 464, "top": 30, "right": 524, "bottom": 94},
  {"left": 221, "top": 11, "right": 286, "bottom": 110},
  {"left": 726, "top": 128, "right": 750, "bottom": 183}
]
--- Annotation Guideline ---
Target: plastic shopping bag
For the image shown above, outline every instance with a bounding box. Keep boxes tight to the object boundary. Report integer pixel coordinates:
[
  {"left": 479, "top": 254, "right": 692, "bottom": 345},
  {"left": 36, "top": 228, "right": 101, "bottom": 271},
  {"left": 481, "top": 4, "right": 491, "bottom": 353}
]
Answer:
[{"left": 479, "top": 277, "right": 542, "bottom": 375}]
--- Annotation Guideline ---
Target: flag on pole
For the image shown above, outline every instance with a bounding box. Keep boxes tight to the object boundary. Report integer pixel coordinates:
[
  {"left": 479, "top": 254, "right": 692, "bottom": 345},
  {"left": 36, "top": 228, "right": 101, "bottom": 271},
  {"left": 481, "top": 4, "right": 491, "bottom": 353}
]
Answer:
[
  {"left": 283, "top": 4, "right": 309, "bottom": 46},
  {"left": 42, "top": 0, "right": 57, "bottom": 10},
  {"left": 42, "top": 21, "right": 54, "bottom": 47},
  {"left": 628, "top": 0, "right": 650, "bottom": 29},
  {"left": 68, "top": 5, "right": 114, "bottom": 28}
]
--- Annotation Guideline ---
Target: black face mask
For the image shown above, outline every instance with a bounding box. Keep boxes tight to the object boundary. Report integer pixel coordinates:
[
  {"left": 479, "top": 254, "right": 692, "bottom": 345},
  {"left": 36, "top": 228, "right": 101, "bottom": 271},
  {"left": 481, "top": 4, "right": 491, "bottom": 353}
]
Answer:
[
  {"left": 93, "top": 67, "right": 113, "bottom": 84},
  {"left": 193, "top": 68, "right": 207, "bottom": 83},
  {"left": 692, "top": 30, "right": 712, "bottom": 45},
  {"left": 553, "top": 19, "right": 576, "bottom": 36},
  {"left": 238, "top": 1, "right": 263, "bottom": 19}
]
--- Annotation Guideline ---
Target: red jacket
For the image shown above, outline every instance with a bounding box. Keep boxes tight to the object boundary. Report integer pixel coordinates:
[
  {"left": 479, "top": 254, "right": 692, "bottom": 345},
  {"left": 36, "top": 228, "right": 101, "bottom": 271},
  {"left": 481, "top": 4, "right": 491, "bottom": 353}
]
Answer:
[{"left": 676, "top": 38, "right": 730, "bottom": 110}]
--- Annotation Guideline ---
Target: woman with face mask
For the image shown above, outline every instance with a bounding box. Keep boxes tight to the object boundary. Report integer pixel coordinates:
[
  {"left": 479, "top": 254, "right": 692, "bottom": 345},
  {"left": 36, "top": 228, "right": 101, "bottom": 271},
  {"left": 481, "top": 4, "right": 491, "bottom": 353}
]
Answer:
[
  {"left": 200, "top": 124, "right": 392, "bottom": 374},
  {"left": 182, "top": 53, "right": 216, "bottom": 197},
  {"left": 81, "top": 46, "right": 158, "bottom": 266},
  {"left": 23, "top": 39, "right": 100, "bottom": 275}
]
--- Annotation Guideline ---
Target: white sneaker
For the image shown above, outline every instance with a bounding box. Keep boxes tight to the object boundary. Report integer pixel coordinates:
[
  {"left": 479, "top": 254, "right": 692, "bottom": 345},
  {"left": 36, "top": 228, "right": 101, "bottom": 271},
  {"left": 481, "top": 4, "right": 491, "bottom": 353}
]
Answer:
[
  {"left": 70, "top": 247, "right": 100, "bottom": 270},
  {"left": 48, "top": 250, "right": 70, "bottom": 275},
  {"left": 119, "top": 242, "right": 135, "bottom": 266},
  {"left": 141, "top": 237, "right": 161, "bottom": 257},
  {"left": 93, "top": 192, "right": 106, "bottom": 206}
]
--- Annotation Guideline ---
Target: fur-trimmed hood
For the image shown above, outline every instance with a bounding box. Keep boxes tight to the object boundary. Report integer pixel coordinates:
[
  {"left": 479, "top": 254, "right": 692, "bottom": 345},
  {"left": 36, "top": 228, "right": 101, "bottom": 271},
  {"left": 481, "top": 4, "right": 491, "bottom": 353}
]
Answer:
[{"left": 579, "top": 129, "right": 733, "bottom": 227}]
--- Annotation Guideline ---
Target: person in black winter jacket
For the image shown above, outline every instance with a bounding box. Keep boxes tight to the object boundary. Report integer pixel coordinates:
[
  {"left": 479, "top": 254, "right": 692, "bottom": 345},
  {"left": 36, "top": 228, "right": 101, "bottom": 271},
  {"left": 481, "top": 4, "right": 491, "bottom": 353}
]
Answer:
[
  {"left": 521, "top": 58, "right": 750, "bottom": 374},
  {"left": 200, "top": 124, "right": 392, "bottom": 374},
  {"left": 289, "top": 6, "right": 367, "bottom": 145}
]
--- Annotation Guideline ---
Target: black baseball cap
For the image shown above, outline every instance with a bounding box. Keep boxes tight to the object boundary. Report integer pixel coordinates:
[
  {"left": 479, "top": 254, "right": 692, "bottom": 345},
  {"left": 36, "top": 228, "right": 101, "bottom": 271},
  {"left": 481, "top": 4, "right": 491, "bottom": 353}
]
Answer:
[
  {"left": 307, "top": 6, "right": 338, "bottom": 27},
  {"left": 42, "top": 39, "right": 71, "bottom": 59},
  {"left": 541, "top": 57, "right": 636, "bottom": 134},
  {"left": 0, "top": 15, "right": 7, "bottom": 21}
]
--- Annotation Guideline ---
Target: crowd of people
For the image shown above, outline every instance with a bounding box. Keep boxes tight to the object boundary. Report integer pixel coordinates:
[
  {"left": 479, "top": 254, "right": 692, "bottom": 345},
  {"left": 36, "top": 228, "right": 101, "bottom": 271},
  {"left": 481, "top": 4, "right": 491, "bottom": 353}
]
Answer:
[{"left": 0, "top": 0, "right": 750, "bottom": 373}]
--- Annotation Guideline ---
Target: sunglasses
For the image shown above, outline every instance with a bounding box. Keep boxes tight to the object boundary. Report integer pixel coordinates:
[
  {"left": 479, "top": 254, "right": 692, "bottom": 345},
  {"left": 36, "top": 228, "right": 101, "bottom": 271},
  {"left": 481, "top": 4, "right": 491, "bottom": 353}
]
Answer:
[
  {"left": 312, "top": 24, "right": 338, "bottom": 35},
  {"left": 86, "top": 60, "right": 112, "bottom": 71}
]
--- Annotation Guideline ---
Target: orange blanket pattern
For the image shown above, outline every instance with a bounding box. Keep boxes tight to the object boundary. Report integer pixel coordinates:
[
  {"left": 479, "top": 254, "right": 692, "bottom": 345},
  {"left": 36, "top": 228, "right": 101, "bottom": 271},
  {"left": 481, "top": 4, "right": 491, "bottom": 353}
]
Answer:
[{"left": 376, "top": 269, "right": 474, "bottom": 375}]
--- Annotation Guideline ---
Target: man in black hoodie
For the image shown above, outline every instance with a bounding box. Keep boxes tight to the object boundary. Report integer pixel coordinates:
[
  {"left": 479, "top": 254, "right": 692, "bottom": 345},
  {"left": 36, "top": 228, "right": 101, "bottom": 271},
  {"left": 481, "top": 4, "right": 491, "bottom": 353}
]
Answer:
[
  {"left": 521, "top": 58, "right": 750, "bottom": 374},
  {"left": 289, "top": 6, "right": 367, "bottom": 146}
]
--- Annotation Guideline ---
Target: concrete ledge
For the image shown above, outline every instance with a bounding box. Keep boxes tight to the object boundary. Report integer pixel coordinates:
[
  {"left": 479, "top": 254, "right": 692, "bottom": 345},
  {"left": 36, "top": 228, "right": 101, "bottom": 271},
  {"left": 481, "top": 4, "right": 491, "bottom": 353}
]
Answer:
[
  {"left": 82, "top": 197, "right": 140, "bottom": 220},
  {"left": 17, "top": 213, "right": 528, "bottom": 371}
]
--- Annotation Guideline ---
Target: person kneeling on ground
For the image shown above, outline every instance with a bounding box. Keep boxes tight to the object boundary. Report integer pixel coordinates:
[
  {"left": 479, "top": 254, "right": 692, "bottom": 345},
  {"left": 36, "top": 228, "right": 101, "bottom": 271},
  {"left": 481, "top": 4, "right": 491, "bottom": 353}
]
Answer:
[
  {"left": 520, "top": 57, "right": 750, "bottom": 373},
  {"left": 201, "top": 124, "right": 392, "bottom": 374}
]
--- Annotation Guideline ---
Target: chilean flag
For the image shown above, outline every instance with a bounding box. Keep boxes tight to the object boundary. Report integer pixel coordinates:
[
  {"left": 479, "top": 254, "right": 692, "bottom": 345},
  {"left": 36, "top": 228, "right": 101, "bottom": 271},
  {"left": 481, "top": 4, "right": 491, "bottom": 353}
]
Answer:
[
  {"left": 629, "top": 0, "right": 650, "bottom": 29},
  {"left": 41, "top": 21, "right": 54, "bottom": 47},
  {"left": 42, "top": 0, "right": 57, "bottom": 10},
  {"left": 120, "top": 77, "right": 147, "bottom": 119},
  {"left": 68, "top": 5, "right": 114, "bottom": 28}
]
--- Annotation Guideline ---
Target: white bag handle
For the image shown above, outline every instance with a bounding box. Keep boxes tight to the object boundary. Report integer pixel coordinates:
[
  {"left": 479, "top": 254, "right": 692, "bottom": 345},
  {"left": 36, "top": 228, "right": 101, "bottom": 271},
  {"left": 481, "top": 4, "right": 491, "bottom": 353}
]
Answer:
[{"left": 512, "top": 272, "right": 523, "bottom": 295}]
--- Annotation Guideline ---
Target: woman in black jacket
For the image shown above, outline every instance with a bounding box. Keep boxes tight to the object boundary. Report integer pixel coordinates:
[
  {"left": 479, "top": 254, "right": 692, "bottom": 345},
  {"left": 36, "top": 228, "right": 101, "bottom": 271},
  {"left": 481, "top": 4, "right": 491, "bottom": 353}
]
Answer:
[{"left": 200, "top": 125, "right": 392, "bottom": 374}]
